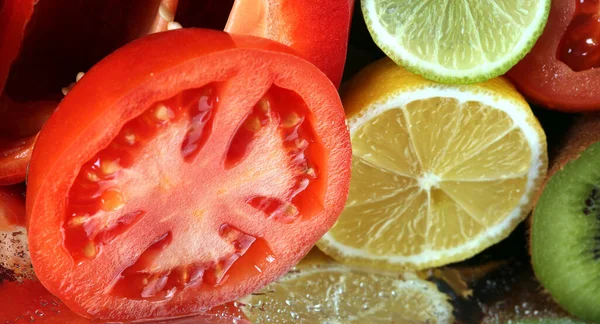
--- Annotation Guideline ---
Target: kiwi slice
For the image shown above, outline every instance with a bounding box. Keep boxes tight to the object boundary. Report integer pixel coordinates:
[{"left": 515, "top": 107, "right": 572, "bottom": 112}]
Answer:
[{"left": 531, "top": 140, "right": 600, "bottom": 322}]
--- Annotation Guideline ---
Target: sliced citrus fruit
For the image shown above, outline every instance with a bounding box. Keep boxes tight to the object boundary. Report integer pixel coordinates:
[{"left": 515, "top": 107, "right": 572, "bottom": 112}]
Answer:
[
  {"left": 318, "top": 58, "right": 547, "bottom": 270},
  {"left": 239, "top": 250, "right": 454, "bottom": 323},
  {"left": 361, "top": 0, "right": 550, "bottom": 84}
]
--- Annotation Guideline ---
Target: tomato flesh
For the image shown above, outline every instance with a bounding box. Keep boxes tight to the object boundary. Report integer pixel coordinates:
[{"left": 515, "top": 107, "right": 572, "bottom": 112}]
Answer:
[
  {"left": 27, "top": 29, "right": 350, "bottom": 321},
  {"left": 558, "top": 0, "right": 600, "bottom": 71}
]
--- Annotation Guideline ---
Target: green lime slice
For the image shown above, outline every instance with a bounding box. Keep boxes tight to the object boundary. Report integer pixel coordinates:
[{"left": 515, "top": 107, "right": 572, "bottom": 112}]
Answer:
[{"left": 361, "top": 0, "right": 550, "bottom": 84}]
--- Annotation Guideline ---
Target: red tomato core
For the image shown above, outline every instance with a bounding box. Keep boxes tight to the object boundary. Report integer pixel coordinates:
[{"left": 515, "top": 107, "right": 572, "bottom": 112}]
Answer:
[{"left": 558, "top": 0, "right": 600, "bottom": 71}]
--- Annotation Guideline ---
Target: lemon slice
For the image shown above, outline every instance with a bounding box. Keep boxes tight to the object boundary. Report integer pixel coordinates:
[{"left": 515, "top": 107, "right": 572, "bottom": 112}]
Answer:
[
  {"left": 239, "top": 250, "right": 454, "bottom": 323},
  {"left": 361, "top": 0, "right": 550, "bottom": 83},
  {"left": 317, "top": 58, "right": 547, "bottom": 270}
]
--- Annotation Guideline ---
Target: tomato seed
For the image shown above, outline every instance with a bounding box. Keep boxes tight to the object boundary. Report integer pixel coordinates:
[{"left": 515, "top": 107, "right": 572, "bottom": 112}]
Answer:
[
  {"left": 99, "top": 159, "right": 120, "bottom": 176},
  {"left": 84, "top": 169, "right": 100, "bottom": 182},
  {"left": 244, "top": 116, "right": 262, "bottom": 133},
  {"left": 83, "top": 242, "right": 97, "bottom": 258},
  {"left": 123, "top": 131, "right": 137, "bottom": 145},
  {"left": 100, "top": 189, "right": 125, "bottom": 211},
  {"left": 281, "top": 112, "right": 301, "bottom": 128},
  {"left": 68, "top": 216, "right": 87, "bottom": 228},
  {"left": 153, "top": 104, "right": 173, "bottom": 122}
]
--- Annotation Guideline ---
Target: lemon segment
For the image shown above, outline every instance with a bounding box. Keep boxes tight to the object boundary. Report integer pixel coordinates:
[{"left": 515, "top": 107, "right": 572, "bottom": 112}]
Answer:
[{"left": 318, "top": 58, "right": 547, "bottom": 270}]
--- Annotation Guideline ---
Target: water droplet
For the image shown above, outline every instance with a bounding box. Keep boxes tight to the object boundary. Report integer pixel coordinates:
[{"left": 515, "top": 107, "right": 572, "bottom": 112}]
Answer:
[{"left": 290, "top": 312, "right": 300, "bottom": 320}]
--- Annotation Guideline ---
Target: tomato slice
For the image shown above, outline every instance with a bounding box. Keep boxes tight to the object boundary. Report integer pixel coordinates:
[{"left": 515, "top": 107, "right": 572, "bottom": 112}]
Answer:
[
  {"left": 27, "top": 29, "right": 351, "bottom": 321},
  {"left": 506, "top": 0, "right": 600, "bottom": 111},
  {"left": 225, "top": 0, "right": 354, "bottom": 87},
  {"left": 0, "top": 0, "right": 180, "bottom": 185}
]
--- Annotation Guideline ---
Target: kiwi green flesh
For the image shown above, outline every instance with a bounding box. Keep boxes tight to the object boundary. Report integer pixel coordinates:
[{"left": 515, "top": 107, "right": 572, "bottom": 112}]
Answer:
[{"left": 532, "top": 142, "right": 600, "bottom": 323}]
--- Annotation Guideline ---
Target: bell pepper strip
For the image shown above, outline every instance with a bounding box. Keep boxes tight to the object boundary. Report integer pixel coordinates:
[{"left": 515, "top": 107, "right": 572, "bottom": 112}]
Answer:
[{"left": 224, "top": 0, "right": 354, "bottom": 87}]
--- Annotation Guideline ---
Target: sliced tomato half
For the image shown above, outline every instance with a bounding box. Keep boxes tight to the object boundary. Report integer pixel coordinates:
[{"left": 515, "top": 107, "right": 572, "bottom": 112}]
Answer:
[
  {"left": 507, "top": 0, "right": 600, "bottom": 111},
  {"left": 225, "top": 0, "right": 354, "bottom": 87},
  {"left": 27, "top": 29, "right": 351, "bottom": 321}
]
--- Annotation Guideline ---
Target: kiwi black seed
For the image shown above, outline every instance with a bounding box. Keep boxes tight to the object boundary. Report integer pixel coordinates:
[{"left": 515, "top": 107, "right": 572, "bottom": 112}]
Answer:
[{"left": 531, "top": 141, "right": 600, "bottom": 322}]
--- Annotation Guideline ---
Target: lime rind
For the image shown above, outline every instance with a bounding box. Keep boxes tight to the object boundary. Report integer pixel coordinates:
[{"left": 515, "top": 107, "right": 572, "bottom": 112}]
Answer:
[{"left": 361, "top": 0, "right": 551, "bottom": 84}]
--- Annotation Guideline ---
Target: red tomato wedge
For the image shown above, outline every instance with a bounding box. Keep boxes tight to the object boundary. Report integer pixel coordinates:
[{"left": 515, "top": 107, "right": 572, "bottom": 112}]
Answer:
[
  {"left": 507, "top": 0, "right": 600, "bottom": 111},
  {"left": 0, "top": 0, "right": 179, "bottom": 185},
  {"left": 27, "top": 29, "right": 351, "bottom": 321},
  {"left": 225, "top": 0, "right": 354, "bottom": 87}
]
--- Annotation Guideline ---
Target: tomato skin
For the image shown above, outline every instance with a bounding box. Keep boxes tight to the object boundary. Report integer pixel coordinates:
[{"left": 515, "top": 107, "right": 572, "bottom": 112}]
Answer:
[
  {"left": 27, "top": 29, "right": 350, "bottom": 321},
  {"left": 225, "top": 0, "right": 354, "bottom": 87},
  {"left": 506, "top": 0, "right": 600, "bottom": 111}
]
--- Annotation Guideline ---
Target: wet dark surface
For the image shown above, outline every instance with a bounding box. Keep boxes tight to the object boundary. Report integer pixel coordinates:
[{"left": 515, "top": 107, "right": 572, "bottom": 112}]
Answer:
[{"left": 441, "top": 224, "right": 574, "bottom": 323}]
